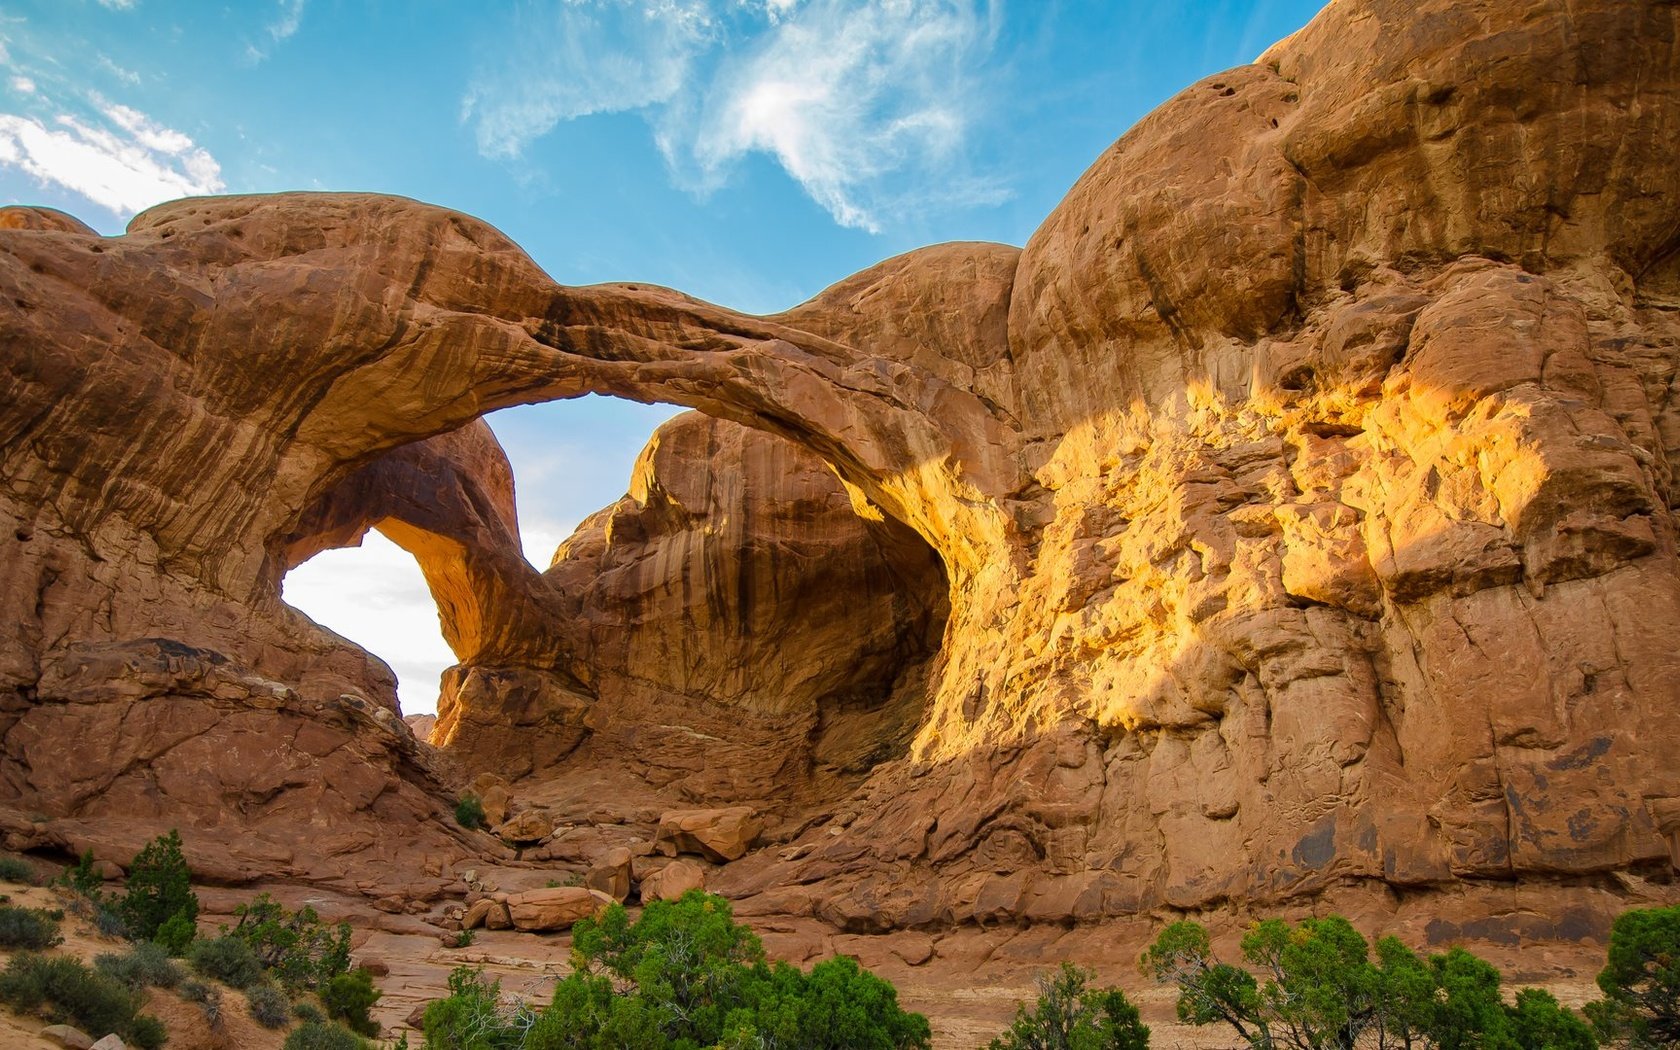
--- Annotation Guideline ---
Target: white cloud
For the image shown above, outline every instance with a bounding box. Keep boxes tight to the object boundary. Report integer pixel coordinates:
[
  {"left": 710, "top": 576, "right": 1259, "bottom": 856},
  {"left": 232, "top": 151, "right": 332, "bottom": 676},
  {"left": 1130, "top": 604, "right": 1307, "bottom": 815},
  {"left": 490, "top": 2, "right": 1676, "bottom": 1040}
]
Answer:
[
  {"left": 463, "top": 0, "right": 717, "bottom": 159},
  {"left": 0, "top": 96, "right": 224, "bottom": 217},
  {"left": 283, "top": 532, "right": 456, "bottom": 715},
  {"left": 463, "top": 0, "right": 1004, "bottom": 232},
  {"left": 687, "top": 0, "right": 998, "bottom": 231},
  {"left": 97, "top": 0, "right": 137, "bottom": 9},
  {"left": 9, "top": 76, "right": 34, "bottom": 95},
  {"left": 245, "top": 0, "right": 307, "bottom": 63},
  {"left": 98, "top": 55, "right": 143, "bottom": 86}
]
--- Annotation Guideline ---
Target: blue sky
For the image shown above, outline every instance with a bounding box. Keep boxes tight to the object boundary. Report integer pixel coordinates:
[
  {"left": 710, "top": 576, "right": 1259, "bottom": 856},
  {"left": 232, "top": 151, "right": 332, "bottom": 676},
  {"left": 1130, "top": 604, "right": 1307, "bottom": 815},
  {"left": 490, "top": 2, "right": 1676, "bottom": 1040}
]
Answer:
[{"left": 1, "top": 0, "right": 1325, "bottom": 712}]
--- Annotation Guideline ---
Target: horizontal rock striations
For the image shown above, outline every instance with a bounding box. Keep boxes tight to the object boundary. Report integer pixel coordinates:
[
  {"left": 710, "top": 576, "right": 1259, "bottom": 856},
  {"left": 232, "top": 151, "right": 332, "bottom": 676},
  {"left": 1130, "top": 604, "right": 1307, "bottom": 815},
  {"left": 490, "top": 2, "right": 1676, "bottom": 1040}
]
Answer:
[{"left": 0, "top": 0, "right": 1676, "bottom": 936}]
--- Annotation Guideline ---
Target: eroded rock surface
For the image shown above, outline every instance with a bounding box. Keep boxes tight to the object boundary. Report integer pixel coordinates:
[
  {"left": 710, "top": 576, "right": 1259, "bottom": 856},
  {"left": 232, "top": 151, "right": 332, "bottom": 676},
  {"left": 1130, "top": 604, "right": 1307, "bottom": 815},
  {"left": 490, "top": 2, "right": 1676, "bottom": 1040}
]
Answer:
[{"left": 0, "top": 0, "right": 1677, "bottom": 945}]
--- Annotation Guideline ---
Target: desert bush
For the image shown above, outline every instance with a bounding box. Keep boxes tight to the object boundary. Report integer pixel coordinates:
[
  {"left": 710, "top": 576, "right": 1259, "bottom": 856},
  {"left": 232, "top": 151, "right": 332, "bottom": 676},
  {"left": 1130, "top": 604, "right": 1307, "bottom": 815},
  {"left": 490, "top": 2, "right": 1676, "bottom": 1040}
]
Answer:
[
  {"left": 295, "top": 1000, "right": 326, "bottom": 1024},
  {"left": 249, "top": 980, "right": 294, "bottom": 1029},
  {"left": 0, "top": 853, "right": 35, "bottom": 884},
  {"left": 60, "top": 848, "right": 104, "bottom": 900},
  {"left": 419, "top": 890, "right": 930, "bottom": 1050},
  {"left": 455, "top": 795, "right": 486, "bottom": 830},
  {"left": 229, "top": 892, "right": 353, "bottom": 991},
  {"left": 0, "top": 951, "right": 166, "bottom": 1048},
  {"left": 190, "top": 932, "right": 266, "bottom": 989},
  {"left": 988, "top": 962, "right": 1149, "bottom": 1050},
  {"left": 285, "top": 1020, "right": 371, "bottom": 1050},
  {"left": 119, "top": 829, "right": 198, "bottom": 947},
  {"left": 1587, "top": 904, "right": 1680, "bottom": 1049},
  {"left": 179, "top": 977, "right": 215, "bottom": 1002},
  {"left": 421, "top": 966, "right": 526, "bottom": 1049},
  {"left": 0, "top": 904, "right": 61, "bottom": 950},
  {"left": 322, "top": 967, "right": 381, "bottom": 1036},
  {"left": 1142, "top": 916, "right": 1597, "bottom": 1050},
  {"left": 95, "top": 940, "right": 184, "bottom": 990}
]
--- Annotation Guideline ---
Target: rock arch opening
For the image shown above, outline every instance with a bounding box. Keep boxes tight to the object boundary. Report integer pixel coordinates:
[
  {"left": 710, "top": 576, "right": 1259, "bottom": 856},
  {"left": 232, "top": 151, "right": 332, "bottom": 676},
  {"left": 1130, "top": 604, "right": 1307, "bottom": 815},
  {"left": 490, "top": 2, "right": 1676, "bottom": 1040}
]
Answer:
[{"left": 276, "top": 391, "right": 952, "bottom": 814}]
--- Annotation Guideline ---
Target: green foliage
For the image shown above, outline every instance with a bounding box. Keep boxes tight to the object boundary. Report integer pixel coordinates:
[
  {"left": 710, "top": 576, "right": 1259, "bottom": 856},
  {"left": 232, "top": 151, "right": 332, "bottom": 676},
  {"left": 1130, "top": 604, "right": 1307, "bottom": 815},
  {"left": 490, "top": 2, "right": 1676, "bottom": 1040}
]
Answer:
[
  {"left": 1587, "top": 905, "right": 1680, "bottom": 1049},
  {"left": 323, "top": 967, "right": 382, "bottom": 1036},
  {"left": 0, "top": 951, "right": 167, "bottom": 1048},
  {"left": 0, "top": 904, "right": 62, "bottom": 949},
  {"left": 156, "top": 909, "right": 198, "bottom": 956},
  {"left": 0, "top": 853, "right": 35, "bottom": 884},
  {"left": 453, "top": 929, "right": 476, "bottom": 948},
  {"left": 284, "top": 1020, "right": 372, "bottom": 1050},
  {"left": 190, "top": 933, "right": 267, "bottom": 989},
  {"left": 119, "top": 829, "right": 199, "bottom": 944},
  {"left": 128, "top": 1013, "right": 169, "bottom": 1050},
  {"left": 988, "top": 963, "right": 1149, "bottom": 1050},
  {"left": 95, "top": 941, "right": 185, "bottom": 990},
  {"left": 421, "top": 893, "right": 930, "bottom": 1050},
  {"left": 295, "top": 1000, "right": 326, "bottom": 1024},
  {"left": 421, "top": 966, "right": 526, "bottom": 1050},
  {"left": 1142, "top": 916, "right": 1597, "bottom": 1050},
  {"left": 1509, "top": 989, "right": 1596, "bottom": 1050},
  {"left": 249, "top": 981, "right": 294, "bottom": 1029},
  {"left": 61, "top": 848, "right": 105, "bottom": 900},
  {"left": 455, "top": 795, "right": 486, "bottom": 830},
  {"left": 229, "top": 892, "right": 354, "bottom": 991}
]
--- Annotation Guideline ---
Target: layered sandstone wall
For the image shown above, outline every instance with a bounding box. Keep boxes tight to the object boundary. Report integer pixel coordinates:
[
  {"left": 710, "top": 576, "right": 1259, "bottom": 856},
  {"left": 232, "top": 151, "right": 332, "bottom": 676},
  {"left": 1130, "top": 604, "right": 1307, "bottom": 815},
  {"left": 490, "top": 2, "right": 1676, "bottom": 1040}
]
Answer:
[{"left": 0, "top": 0, "right": 1675, "bottom": 931}]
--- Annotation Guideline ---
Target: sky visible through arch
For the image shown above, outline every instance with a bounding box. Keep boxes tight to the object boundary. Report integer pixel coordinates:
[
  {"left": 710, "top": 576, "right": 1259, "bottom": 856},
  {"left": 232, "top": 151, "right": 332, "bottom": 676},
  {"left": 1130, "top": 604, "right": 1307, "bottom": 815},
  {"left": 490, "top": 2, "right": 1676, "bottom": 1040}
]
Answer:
[{"left": 2, "top": 0, "right": 1326, "bottom": 713}]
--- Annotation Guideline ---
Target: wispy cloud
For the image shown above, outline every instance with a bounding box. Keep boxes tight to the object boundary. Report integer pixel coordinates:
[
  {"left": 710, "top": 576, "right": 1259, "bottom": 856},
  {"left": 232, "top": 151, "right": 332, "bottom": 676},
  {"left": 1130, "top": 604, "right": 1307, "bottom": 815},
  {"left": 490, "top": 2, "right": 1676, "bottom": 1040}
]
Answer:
[
  {"left": 0, "top": 93, "right": 224, "bottom": 217},
  {"left": 96, "top": 0, "right": 138, "bottom": 10},
  {"left": 97, "top": 55, "right": 143, "bottom": 86},
  {"left": 463, "top": 0, "right": 717, "bottom": 160},
  {"left": 245, "top": 0, "right": 306, "bottom": 63},
  {"left": 9, "top": 76, "right": 34, "bottom": 95},
  {"left": 463, "top": 0, "right": 1005, "bottom": 232}
]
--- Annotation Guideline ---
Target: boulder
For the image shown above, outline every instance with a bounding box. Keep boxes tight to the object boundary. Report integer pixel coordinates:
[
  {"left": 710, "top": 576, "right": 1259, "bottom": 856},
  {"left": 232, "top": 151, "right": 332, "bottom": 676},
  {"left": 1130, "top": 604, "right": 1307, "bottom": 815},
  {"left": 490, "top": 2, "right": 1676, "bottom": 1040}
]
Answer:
[
  {"left": 493, "top": 810, "right": 553, "bottom": 845},
  {"left": 505, "top": 886, "right": 612, "bottom": 931},
  {"left": 640, "top": 859, "right": 707, "bottom": 902},
  {"left": 586, "top": 846, "right": 633, "bottom": 903},
  {"left": 655, "top": 808, "right": 763, "bottom": 863},
  {"left": 41, "top": 1027, "right": 93, "bottom": 1050}
]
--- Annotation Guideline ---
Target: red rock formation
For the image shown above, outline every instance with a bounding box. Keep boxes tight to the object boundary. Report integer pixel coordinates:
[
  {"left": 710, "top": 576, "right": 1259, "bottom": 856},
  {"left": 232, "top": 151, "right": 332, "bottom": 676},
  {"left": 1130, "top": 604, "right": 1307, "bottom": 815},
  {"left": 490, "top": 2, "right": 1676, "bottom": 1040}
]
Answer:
[{"left": 0, "top": 0, "right": 1676, "bottom": 942}]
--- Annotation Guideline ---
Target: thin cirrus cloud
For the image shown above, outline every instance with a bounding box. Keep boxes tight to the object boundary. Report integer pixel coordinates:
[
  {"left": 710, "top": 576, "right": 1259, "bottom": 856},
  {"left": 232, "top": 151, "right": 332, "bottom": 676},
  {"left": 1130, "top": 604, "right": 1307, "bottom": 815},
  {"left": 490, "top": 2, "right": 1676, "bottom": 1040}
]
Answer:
[
  {"left": 462, "top": 0, "right": 1005, "bottom": 233},
  {"left": 245, "top": 0, "right": 307, "bottom": 64},
  {"left": 0, "top": 93, "right": 225, "bottom": 218}
]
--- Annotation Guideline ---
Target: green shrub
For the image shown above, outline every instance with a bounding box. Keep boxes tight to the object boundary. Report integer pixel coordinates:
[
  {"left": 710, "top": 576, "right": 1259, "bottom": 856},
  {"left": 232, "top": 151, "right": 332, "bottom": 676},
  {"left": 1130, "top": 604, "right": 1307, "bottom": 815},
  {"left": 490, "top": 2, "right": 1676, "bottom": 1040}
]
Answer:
[
  {"left": 1142, "top": 916, "right": 1596, "bottom": 1050},
  {"left": 1586, "top": 904, "right": 1680, "bottom": 1049},
  {"left": 179, "top": 977, "right": 215, "bottom": 1003},
  {"left": 190, "top": 933, "right": 266, "bottom": 989},
  {"left": 0, "top": 854, "right": 35, "bottom": 884},
  {"left": 95, "top": 941, "right": 184, "bottom": 990},
  {"left": 128, "top": 1012, "right": 168, "bottom": 1050},
  {"left": 61, "top": 848, "right": 104, "bottom": 900},
  {"left": 530, "top": 890, "right": 926, "bottom": 1049},
  {"left": 93, "top": 905, "right": 129, "bottom": 939},
  {"left": 248, "top": 981, "right": 293, "bottom": 1029},
  {"left": 284, "top": 1020, "right": 370, "bottom": 1050},
  {"left": 118, "top": 830, "right": 198, "bottom": 944},
  {"left": 155, "top": 908, "right": 198, "bottom": 955},
  {"left": 454, "top": 795, "right": 486, "bottom": 830},
  {"left": 294, "top": 1000, "right": 326, "bottom": 1024},
  {"left": 0, "top": 951, "right": 165, "bottom": 1047},
  {"left": 228, "top": 892, "right": 352, "bottom": 991},
  {"left": 989, "top": 963, "right": 1149, "bottom": 1050},
  {"left": 421, "top": 966, "right": 525, "bottom": 1049},
  {"left": 0, "top": 904, "right": 62, "bottom": 949},
  {"left": 322, "top": 967, "right": 381, "bottom": 1036}
]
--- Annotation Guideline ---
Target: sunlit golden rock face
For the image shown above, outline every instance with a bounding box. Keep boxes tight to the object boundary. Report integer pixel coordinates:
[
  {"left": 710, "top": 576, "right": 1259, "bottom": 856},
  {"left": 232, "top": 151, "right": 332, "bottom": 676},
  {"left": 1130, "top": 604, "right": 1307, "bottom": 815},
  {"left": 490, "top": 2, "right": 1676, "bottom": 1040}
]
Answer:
[{"left": 1, "top": 0, "right": 1677, "bottom": 931}]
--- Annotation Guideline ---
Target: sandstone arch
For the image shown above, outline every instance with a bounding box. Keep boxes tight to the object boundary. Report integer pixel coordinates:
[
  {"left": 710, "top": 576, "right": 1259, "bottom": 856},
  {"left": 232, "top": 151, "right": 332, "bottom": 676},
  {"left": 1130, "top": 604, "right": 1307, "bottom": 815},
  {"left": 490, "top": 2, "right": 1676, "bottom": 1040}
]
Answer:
[{"left": 2, "top": 0, "right": 1679, "bottom": 932}]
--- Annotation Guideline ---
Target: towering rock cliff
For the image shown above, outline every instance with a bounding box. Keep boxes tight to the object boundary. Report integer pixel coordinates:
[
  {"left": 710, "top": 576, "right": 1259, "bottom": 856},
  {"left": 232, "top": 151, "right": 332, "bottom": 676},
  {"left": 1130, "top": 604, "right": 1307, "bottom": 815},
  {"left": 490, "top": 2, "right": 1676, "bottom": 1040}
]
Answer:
[{"left": 0, "top": 0, "right": 1676, "bottom": 938}]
